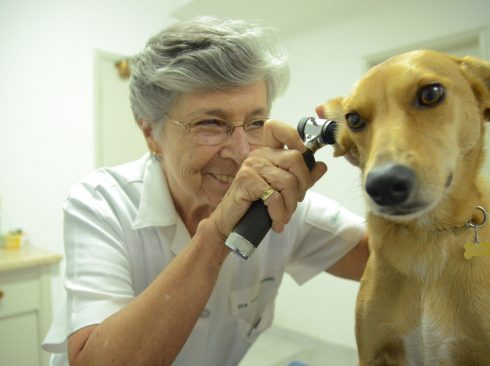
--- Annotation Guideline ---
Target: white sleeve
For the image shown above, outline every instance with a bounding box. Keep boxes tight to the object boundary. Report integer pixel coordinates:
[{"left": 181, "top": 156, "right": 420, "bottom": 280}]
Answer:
[
  {"left": 43, "top": 177, "right": 135, "bottom": 356},
  {"left": 285, "top": 191, "right": 366, "bottom": 285},
  {"left": 63, "top": 179, "right": 134, "bottom": 334}
]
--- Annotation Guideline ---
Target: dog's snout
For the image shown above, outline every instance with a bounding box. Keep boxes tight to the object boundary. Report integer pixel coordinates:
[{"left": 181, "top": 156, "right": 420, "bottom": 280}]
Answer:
[{"left": 365, "top": 165, "right": 415, "bottom": 206}]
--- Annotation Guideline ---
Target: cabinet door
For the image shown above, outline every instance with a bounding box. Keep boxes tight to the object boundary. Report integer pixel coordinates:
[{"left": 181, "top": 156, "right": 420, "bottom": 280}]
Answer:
[
  {"left": 0, "top": 266, "right": 48, "bottom": 366},
  {"left": 0, "top": 311, "right": 40, "bottom": 366}
]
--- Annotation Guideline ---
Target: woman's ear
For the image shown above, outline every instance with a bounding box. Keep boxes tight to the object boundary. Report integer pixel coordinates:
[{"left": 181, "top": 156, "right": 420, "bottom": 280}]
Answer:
[{"left": 138, "top": 119, "right": 162, "bottom": 158}]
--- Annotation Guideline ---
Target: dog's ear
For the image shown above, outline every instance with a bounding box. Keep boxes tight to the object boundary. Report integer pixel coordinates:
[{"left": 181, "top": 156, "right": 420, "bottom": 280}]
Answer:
[
  {"left": 322, "top": 97, "right": 361, "bottom": 166},
  {"left": 452, "top": 55, "right": 490, "bottom": 121}
]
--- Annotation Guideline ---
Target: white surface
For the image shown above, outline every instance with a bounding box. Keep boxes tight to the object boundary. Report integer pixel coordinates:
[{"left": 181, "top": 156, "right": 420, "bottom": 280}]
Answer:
[{"left": 240, "top": 325, "right": 358, "bottom": 366}]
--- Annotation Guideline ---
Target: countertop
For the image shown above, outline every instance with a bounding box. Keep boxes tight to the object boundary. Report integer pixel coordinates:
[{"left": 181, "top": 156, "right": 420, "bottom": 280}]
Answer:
[{"left": 0, "top": 246, "right": 62, "bottom": 272}]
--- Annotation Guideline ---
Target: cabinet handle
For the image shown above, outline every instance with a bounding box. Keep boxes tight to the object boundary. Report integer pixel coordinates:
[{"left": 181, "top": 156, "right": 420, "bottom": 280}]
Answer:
[{"left": 0, "top": 290, "right": 3, "bottom": 301}]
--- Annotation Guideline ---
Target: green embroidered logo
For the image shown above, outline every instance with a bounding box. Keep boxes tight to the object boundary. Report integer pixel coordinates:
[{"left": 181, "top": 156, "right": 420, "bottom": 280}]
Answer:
[{"left": 330, "top": 209, "right": 341, "bottom": 225}]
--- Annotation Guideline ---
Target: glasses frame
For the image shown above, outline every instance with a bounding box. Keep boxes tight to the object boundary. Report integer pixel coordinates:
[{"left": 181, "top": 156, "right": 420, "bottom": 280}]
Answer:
[{"left": 167, "top": 116, "right": 270, "bottom": 146}]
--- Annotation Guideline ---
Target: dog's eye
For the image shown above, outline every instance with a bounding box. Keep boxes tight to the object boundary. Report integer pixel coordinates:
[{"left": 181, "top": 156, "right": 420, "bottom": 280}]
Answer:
[
  {"left": 345, "top": 112, "right": 366, "bottom": 131},
  {"left": 418, "top": 84, "right": 445, "bottom": 106}
]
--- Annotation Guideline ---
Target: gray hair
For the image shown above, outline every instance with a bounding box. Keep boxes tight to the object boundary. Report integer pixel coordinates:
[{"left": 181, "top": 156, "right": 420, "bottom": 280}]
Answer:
[{"left": 129, "top": 16, "right": 289, "bottom": 129}]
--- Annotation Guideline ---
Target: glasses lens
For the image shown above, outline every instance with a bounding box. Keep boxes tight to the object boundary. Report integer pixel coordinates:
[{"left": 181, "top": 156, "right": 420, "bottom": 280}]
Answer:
[
  {"left": 187, "top": 118, "right": 267, "bottom": 145},
  {"left": 190, "top": 118, "right": 229, "bottom": 145},
  {"left": 244, "top": 119, "right": 266, "bottom": 145}
]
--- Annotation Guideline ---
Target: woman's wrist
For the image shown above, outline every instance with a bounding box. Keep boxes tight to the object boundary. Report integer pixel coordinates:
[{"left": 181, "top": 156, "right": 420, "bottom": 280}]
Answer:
[{"left": 194, "top": 218, "right": 231, "bottom": 261}]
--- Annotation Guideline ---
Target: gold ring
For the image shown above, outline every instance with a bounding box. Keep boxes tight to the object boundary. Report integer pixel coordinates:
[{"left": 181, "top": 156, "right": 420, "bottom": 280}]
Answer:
[{"left": 260, "top": 186, "right": 275, "bottom": 202}]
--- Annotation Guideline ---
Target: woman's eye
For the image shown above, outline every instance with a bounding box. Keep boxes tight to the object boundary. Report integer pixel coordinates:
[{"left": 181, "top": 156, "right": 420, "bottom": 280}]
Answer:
[
  {"left": 417, "top": 84, "right": 445, "bottom": 107},
  {"left": 345, "top": 112, "right": 366, "bottom": 131},
  {"left": 194, "top": 119, "right": 228, "bottom": 129},
  {"left": 246, "top": 119, "right": 266, "bottom": 130}
]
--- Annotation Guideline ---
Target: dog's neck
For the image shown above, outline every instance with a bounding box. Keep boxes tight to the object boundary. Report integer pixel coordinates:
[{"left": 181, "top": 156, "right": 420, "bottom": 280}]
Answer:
[
  {"left": 384, "top": 207, "right": 485, "bottom": 233},
  {"left": 422, "top": 142, "right": 487, "bottom": 232}
]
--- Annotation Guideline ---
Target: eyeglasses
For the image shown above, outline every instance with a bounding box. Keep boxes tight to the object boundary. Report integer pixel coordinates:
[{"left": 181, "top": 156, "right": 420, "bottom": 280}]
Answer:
[{"left": 168, "top": 117, "right": 269, "bottom": 146}]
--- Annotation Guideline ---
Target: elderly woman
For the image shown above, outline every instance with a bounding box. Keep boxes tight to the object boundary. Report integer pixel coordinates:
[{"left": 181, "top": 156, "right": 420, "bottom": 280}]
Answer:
[{"left": 43, "top": 16, "right": 368, "bottom": 366}]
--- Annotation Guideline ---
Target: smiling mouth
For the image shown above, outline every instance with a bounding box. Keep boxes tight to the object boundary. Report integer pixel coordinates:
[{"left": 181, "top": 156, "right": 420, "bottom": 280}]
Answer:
[{"left": 210, "top": 173, "right": 235, "bottom": 184}]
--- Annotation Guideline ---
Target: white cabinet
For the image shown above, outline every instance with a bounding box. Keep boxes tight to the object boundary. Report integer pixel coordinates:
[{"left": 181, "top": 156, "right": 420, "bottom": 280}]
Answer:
[{"left": 0, "top": 247, "right": 61, "bottom": 366}]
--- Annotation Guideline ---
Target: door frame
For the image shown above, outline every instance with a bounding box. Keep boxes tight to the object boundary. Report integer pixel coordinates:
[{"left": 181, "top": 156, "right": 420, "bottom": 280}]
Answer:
[{"left": 94, "top": 49, "right": 127, "bottom": 168}]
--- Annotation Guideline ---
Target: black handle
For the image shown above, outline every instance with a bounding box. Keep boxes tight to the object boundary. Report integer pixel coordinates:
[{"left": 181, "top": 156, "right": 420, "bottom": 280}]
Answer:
[
  {"left": 231, "top": 199, "right": 272, "bottom": 249},
  {"left": 302, "top": 149, "right": 316, "bottom": 170},
  {"left": 225, "top": 149, "right": 315, "bottom": 259}
]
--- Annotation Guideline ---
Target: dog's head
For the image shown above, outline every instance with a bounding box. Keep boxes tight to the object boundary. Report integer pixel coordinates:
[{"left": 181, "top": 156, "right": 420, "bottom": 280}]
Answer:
[{"left": 326, "top": 50, "right": 490, "bottom": 221}]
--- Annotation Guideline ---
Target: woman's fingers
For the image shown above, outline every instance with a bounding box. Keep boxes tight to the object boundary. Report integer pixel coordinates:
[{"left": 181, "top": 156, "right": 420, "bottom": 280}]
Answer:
[
  {"left": 209, "top": 171, "right": 272, "bottom": 239},
  {"left": 211, "top": 120, "right": 328, "bottom": 237},
  {"left": 262, "top": 119, "right": 306, "bottom": 151},
  {"left": 247, "top": 147, "right": 311, "bottom": 197},
  {"left": 315, "top": 103, "right": 327, "bottom": 118},
  {"left": 249, "top": 120, "right": 328, "bottom": 232}
]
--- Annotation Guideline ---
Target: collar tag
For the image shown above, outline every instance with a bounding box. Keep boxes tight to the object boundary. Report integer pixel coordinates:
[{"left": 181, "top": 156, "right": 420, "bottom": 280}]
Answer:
[
  {"left": 464, "top": 242, "right": 490, "bottom": 259},
  {"left": 463, "top": 206, "right": 488, "bottom": 260}
]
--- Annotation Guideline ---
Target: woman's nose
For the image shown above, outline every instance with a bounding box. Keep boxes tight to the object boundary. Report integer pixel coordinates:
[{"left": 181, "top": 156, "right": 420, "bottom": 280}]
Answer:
[{"left": 221, "top": 127, "right": 251, "bottom": 162}]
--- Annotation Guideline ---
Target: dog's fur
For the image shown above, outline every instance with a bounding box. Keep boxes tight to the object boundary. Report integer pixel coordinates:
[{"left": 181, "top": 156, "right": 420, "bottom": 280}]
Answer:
[{"left": 324, "top": 50, "right": 490, "bottom": 365}]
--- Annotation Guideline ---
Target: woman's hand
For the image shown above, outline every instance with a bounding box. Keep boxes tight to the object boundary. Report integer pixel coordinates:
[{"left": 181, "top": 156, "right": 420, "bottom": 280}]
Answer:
[{"left": 209, "top": 119, "right": 327, "bottom": 239}]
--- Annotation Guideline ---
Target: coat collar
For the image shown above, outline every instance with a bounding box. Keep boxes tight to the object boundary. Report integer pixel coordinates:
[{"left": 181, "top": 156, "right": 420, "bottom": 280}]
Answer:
[{"left": 131, "top": 155, "right": 177, "bottom": 230}]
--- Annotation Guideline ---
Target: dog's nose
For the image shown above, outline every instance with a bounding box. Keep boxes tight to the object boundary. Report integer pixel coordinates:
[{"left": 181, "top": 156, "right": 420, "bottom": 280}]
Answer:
[{"left": 365, "top": 164, "right": 415, "bottom": 206}]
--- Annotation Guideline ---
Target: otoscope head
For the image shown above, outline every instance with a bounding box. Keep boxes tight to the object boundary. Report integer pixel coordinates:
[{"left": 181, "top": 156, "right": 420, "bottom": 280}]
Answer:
[{"left": 297, "top": 117, "right": 337, "bottom": 152}]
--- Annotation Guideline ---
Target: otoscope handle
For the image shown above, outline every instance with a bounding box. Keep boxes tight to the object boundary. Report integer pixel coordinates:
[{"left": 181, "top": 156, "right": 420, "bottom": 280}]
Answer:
[
  {"left": 302, "top": 149, "right": 316, "bottom": 170},
  {"left": 225, "top": 149, "right": 316, "bottom": 259}
]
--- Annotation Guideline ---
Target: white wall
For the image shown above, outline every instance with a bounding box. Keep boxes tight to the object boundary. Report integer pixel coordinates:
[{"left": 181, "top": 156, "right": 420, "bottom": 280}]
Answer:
[
  {"left": 1, "top": 0, "right": 489, "bottom": 352},
  {"left": 272, "top": 0, "right": 490, "bottom": 348},
  {"left": 0, "top": 0, "right": 175, "bottom": 302}
]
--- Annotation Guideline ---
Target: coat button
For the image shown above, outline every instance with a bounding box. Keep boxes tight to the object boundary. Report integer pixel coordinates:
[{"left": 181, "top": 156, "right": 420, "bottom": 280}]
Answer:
[{"left": 200, "top": 309, "right": 210, "bottom": 318}]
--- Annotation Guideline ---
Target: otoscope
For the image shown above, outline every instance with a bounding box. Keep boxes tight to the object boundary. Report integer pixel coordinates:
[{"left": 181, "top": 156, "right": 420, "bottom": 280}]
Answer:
[{"left": 225, "top": 117, "right": 338, "bottom": 259}]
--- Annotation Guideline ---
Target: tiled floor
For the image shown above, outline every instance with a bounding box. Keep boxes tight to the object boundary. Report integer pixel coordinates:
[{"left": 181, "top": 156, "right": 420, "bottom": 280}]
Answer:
[{"left": 239, "top": 325, "right": 358, "bottom": 366}]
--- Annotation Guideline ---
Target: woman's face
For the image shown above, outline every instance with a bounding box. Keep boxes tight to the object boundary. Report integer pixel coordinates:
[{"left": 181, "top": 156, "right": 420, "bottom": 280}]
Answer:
[{"left": 156, "top": 82, "right": 269, "bottom": 217}]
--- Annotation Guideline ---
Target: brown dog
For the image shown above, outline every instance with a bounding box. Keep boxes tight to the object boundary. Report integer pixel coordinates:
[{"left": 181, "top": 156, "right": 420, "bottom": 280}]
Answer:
[{"left": 324, "top": 50, "right": 490, "bottom": 365}]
